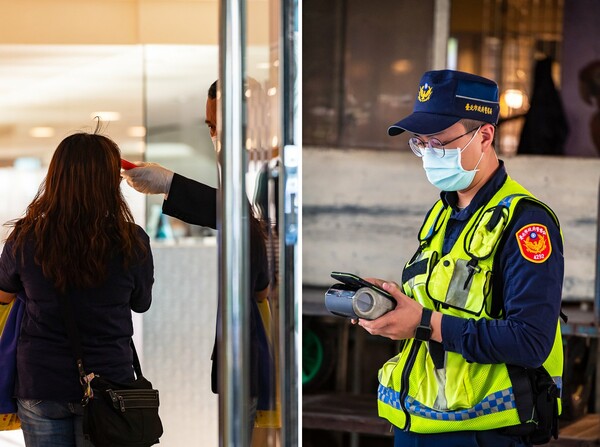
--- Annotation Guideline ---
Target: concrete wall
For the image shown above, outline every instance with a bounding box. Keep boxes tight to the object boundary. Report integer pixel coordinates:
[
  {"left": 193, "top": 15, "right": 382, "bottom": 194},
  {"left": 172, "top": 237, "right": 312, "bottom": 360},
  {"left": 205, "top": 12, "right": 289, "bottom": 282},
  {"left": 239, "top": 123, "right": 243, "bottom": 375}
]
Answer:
[{"left": 303, "top": 147, "right": 600, "bottom": 302}]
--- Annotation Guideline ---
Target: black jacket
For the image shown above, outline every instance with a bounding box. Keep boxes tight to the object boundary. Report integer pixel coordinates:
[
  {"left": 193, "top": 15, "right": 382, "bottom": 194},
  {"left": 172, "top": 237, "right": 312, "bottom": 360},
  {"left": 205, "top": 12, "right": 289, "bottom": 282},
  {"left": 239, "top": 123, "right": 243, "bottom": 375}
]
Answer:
[
  {"left": 160, "top": 173, "right": 271, "bottom": 400},
  {"left": 162, "top": 173, "right": 218, "bottom": 229}
]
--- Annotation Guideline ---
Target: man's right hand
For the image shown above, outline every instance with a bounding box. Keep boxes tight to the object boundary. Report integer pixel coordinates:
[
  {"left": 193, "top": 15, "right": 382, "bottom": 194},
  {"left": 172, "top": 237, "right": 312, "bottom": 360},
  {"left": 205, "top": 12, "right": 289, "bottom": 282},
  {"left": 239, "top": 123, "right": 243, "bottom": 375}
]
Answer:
[{"left": 121, "top": 162, "right": 174, "bottom": 195}]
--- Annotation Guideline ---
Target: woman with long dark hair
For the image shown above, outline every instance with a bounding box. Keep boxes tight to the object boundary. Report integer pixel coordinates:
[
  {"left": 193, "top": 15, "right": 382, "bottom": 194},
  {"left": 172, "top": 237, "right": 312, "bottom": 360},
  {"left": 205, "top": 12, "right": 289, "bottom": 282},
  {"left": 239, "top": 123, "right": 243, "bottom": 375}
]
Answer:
[{"left": 0, "top": 132, "right": 154, "bottom": 446}]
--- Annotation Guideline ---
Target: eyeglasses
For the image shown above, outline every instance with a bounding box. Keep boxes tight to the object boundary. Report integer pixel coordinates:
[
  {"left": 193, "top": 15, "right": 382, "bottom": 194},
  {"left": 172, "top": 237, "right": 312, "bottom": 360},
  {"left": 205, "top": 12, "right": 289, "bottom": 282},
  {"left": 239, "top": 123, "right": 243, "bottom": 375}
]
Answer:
[{"left": 408, "top": 126, "right": 482, "bottom": 158}]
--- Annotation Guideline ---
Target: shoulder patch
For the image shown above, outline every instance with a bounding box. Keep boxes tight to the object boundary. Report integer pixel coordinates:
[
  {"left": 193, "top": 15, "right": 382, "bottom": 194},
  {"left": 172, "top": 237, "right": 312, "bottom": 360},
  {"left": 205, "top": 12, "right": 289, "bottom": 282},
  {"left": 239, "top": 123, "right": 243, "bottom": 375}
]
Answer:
[{"left": 515, "top": 224, "right": 552, "bottom": 263}]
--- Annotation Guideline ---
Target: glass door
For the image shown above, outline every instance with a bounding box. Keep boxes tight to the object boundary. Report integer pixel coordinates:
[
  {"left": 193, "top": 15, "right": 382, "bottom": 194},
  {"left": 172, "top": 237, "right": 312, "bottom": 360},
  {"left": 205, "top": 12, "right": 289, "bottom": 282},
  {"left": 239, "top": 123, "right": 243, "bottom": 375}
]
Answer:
[{"left": 218, "top": 0, "right": 299, "bottom": 445}]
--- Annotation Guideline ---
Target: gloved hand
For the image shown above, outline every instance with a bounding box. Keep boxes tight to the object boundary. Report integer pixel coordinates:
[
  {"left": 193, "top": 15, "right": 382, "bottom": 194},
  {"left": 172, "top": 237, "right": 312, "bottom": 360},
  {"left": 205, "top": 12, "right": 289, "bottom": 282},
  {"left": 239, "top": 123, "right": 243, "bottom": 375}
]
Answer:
[{"left": 121, "top": 162, "right": 174, "bottom": 195}]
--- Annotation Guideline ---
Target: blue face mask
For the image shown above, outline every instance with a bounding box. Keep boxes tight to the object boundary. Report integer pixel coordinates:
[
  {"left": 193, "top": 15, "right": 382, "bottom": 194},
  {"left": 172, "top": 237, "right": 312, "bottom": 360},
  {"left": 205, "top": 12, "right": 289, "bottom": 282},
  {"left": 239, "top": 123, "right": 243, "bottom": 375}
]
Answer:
[{"left": 421, "top": 129, "right": 482, "bottom": 191}]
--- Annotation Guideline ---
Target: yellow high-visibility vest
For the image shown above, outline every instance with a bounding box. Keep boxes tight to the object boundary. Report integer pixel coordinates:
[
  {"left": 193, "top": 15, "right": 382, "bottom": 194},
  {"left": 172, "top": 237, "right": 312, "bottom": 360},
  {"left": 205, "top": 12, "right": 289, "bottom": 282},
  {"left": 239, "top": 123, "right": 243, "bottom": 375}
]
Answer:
[{"left": 377, "top": 177, "right": 563, "bottom": 434}]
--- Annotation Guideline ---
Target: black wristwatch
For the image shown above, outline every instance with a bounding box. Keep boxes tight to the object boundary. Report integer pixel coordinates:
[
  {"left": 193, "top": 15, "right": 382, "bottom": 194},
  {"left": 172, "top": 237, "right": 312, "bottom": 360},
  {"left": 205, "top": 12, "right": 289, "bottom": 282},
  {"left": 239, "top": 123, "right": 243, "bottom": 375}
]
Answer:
[{"left": 414, "top": 308, "right": 433, "bottom": 342}]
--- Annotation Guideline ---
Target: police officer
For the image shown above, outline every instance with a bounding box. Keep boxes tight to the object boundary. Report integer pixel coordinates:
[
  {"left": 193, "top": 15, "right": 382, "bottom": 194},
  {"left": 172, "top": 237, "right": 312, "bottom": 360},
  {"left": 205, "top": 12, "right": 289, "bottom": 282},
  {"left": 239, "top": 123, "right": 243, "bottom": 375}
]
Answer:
[{"left": 357, "top": 70, "right": 564, "bottom": 447}]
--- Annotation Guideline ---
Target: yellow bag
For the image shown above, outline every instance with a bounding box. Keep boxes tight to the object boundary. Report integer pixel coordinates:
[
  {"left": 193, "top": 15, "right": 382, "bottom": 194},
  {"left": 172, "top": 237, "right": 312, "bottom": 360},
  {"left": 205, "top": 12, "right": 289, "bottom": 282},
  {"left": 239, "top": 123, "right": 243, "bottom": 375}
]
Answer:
[
  {"left": 254, "top": 299, "right": 281, "bottom": 429},
  {"left": 0, "top": 413, "right": 20, "bottom": 431},
  {"left": 0, "top": 299, "right": 23, "bottom": 431},
  {"left": 0, "top": 300, "right": 14, "bottom": 330}
]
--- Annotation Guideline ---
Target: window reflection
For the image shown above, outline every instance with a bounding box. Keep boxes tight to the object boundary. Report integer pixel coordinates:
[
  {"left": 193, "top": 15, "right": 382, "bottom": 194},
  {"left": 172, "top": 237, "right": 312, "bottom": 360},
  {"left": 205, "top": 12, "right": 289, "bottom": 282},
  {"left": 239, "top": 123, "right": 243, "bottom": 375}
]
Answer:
[{"left": 144, "top": 45, "right": 219, "bottom": 240}]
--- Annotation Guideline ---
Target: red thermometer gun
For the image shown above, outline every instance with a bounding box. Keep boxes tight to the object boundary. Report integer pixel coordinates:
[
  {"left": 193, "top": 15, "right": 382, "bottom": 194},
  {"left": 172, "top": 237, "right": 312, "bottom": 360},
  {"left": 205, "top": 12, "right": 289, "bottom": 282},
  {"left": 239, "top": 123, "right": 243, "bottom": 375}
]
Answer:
[{"left": 121, "top": 159, "right": 137, "bottom": 170}]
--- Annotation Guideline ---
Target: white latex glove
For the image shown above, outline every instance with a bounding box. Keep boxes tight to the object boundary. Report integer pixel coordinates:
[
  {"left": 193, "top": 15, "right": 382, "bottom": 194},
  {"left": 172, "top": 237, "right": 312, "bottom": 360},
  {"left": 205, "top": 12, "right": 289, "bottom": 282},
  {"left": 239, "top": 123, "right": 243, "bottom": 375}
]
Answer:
[{"left": 121, "top": 162, "right": 174, "bottom": 195}]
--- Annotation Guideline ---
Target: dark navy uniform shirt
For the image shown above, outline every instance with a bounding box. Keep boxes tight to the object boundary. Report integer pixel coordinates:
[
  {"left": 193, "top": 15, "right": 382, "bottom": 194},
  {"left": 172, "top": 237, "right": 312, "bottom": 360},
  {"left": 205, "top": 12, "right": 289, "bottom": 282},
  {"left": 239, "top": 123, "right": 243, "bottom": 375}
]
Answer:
[
  {"left": 0, "top": 225, "right": 154, "bottom": 402},
  {"left": 439, "top": 161, "right": 564, "bottom": 368}
]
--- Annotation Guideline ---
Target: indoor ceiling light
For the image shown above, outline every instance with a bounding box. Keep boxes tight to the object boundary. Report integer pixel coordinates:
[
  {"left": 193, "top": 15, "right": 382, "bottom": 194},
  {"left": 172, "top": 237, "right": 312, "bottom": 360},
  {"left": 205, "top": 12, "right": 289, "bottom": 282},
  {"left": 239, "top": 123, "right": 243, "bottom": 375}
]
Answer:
[
  {"left": 91, "top": 111, "right": 121, "bottom": 122},
  {"left": 29, "top": 127, "right": 55, "bottom": 138},
  {"left": 503, "top": 89, "right": 525, "bottom": 109},
  {"left": 127, "top": 126, "right": 146, "bottom": 138}
]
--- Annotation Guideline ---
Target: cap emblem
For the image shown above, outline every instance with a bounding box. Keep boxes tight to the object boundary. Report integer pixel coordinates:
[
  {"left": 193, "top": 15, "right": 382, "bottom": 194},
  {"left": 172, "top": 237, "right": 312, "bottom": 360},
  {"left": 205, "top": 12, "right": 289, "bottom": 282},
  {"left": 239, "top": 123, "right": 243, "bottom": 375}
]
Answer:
[{"left": 418, "top": 83, "right": 433, "bottom": 102}]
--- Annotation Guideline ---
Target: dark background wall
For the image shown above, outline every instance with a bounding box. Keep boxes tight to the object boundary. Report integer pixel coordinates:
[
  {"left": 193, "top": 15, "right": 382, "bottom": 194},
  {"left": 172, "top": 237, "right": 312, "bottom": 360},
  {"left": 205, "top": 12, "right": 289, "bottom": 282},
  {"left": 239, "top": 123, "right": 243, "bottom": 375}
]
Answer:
[
  {"left": 303, "top": 0, "right": 435, "bottom": 149},
  {"left": 561, "top": 0, "right": 600, "bottom": 157},
  {"left": 304, "top": 0, "right": 600, "bottom": 158}
]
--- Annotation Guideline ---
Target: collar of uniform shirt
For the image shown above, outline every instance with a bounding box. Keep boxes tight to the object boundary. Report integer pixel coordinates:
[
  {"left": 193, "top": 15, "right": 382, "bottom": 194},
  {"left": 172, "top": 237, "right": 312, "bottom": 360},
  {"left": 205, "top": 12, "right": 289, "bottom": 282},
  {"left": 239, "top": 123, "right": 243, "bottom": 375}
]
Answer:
[{"left": 441, "top": 160, "right": 508, "bottom": 219}]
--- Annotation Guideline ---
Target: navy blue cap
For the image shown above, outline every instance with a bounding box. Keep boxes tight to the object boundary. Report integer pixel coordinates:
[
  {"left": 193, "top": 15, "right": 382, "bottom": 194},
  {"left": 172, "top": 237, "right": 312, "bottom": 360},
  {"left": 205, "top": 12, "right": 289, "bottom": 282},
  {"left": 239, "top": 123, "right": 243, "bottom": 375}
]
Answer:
[{"left": 388, "top": 70, "right": 500, "bottom": 136}]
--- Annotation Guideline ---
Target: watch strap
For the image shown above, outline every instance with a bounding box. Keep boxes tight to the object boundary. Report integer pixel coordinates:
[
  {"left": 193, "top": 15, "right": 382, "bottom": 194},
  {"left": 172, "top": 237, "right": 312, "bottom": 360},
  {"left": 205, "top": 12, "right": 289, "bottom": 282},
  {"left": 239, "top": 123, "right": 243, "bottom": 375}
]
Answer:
[
  {"left": 420, "top": 307, "right": 432, "bottom": 327},
  {"left": 414, "top": 307, "right": 433, "bottom": 342}
]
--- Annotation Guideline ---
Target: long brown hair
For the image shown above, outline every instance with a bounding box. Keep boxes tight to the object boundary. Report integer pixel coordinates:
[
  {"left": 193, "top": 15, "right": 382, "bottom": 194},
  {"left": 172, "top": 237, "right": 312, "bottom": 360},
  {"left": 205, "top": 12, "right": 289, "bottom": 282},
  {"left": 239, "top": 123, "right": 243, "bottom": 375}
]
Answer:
[{"left": 7, "top": 132, "right": 147, "bottom": 293}]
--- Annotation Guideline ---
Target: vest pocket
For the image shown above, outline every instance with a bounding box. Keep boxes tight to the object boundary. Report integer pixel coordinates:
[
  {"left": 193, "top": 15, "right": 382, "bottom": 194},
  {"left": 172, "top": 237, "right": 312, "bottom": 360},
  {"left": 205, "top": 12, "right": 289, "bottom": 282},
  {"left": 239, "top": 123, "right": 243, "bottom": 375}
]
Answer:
[
  {"left": 379, "top": 339, "right": 411, "bottom": 388},
  {"left": 427, "top": 256, "right": 492, "bottom": 316},
  {"left": 379, "top": 354, "right": 401, "bottom": 389},
  {"left": 407, "top": 349, "right": 472, "bottom": 413},
  {"left": 403, "top": 250, "right": 439, "bottom": 300}
]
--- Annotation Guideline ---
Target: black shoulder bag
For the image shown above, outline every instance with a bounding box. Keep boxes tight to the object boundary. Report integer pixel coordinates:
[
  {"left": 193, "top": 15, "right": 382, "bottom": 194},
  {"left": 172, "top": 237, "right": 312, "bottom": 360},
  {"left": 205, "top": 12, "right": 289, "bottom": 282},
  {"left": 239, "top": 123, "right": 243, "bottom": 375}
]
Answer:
[
  {"left": 58, "top": 293, "right": 163, "bottom": 447},
  {"left": 502, "top": 364, "right": 560, "bottom": 444}
]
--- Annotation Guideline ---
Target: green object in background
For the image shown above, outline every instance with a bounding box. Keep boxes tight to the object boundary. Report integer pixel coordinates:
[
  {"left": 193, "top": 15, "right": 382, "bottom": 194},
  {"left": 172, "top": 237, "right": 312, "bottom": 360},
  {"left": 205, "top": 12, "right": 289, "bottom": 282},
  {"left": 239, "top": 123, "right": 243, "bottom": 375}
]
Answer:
[{"left": 302, "top": 328, "right": 323, "bottom": 385}]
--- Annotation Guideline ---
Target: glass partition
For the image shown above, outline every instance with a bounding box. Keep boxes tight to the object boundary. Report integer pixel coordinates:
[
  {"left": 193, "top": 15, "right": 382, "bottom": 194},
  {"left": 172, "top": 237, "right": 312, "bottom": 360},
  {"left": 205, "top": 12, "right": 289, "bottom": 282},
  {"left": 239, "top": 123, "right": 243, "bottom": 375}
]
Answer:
[
  {"left": 217, "top": 0, "right": 298, "bottom": 444},
  {"left": 144, "top": 45, "right": 220, "bottom": 240}
]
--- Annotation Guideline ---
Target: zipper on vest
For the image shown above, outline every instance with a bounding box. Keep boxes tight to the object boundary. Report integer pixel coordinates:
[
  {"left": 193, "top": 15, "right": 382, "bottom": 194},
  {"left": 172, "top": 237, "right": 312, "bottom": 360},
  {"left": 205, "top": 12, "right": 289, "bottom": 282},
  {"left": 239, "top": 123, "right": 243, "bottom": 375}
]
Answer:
[{"left": 399, "top": 339, "right": 421, "bottom": 431}]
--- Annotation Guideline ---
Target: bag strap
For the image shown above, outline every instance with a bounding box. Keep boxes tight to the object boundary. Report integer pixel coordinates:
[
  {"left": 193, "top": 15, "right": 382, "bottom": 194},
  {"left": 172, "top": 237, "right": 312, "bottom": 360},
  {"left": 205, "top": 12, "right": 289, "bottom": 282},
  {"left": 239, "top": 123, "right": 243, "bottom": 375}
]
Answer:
[
  {"left": 56, "top": 293, "right": 144, "bottom": 385},
  {"left": 505, "top": 364, "right": 534, "bottom": 424},
  {"left": 131, "top": 340, "right": 143, "bottom": 378}
]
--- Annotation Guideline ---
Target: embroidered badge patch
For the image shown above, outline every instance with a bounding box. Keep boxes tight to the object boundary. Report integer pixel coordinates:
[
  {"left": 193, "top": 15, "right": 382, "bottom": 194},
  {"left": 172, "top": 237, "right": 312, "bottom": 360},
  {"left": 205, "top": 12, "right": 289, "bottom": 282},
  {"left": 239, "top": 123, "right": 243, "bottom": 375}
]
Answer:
[
  {"left": 418, "top": 83, "right": 433, "bottom": 102},
  {"left": 515, "top": 224, "right": 552, "bottom": 263}
]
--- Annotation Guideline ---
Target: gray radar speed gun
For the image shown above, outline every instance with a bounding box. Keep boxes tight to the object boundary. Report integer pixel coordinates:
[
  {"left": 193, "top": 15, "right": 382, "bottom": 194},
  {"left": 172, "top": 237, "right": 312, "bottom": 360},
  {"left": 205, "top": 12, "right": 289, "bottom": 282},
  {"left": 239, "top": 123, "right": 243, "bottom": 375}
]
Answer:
[{"left": 324, "top": 272, "right": 396, "bottom": 320}]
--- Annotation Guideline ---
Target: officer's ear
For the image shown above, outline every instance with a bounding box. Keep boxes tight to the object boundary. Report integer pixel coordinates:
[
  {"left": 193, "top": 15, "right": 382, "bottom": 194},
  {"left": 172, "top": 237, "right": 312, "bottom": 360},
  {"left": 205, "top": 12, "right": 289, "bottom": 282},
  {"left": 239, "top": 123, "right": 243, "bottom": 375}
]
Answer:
[{"left": 479, "top": 124, "right": 495, "bottom": 151}]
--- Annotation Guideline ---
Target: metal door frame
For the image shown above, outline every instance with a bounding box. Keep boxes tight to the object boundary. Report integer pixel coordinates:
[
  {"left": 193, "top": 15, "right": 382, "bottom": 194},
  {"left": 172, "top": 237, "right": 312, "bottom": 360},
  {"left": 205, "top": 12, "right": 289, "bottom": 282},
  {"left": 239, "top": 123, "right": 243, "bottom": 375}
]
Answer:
[{"left": 218, "top": 0, "right": 300, "bottom": 445}]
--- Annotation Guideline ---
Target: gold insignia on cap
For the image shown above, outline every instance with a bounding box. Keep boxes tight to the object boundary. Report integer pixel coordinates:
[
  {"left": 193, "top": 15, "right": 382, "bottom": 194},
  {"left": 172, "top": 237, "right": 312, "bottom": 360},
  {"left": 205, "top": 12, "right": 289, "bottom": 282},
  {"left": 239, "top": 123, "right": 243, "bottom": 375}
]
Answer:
[
  {"left": 465, "top": 103, "right": 493, "bottom": 115},
  {"left": 418, "top": 83, "right": 433, "bottom": 102}
]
